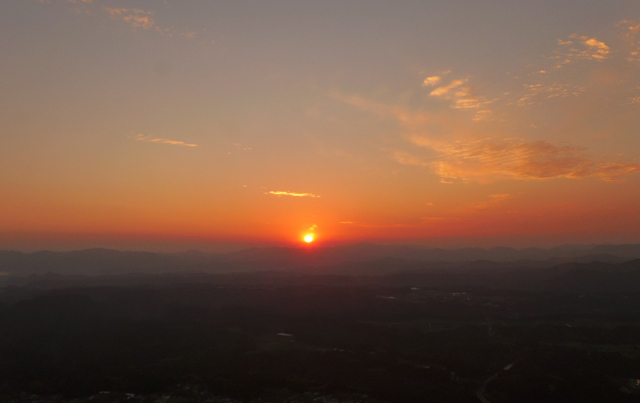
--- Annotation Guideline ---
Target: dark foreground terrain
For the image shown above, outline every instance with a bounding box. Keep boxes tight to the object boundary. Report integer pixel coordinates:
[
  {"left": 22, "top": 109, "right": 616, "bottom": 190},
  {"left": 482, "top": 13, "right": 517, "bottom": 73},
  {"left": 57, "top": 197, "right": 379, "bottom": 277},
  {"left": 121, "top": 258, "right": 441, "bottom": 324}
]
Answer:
[{"left": 1, "top": 266, "right": 640, "bottom": 403}]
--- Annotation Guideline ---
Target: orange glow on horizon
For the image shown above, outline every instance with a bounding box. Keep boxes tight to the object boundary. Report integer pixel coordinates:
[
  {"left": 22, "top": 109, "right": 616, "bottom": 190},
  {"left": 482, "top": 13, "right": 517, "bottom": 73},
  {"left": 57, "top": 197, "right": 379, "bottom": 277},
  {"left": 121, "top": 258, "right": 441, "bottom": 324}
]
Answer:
[{"left": 3, "top": 3, "right": 640, "bottom": 251}]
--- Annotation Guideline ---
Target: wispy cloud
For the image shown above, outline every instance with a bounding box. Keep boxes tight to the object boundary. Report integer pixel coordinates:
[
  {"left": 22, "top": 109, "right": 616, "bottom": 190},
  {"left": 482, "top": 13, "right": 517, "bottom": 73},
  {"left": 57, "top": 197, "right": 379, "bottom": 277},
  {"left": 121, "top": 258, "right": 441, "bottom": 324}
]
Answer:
[
  {"left": 334, "top": 92, "right": 446, "bottom": 135},
  {"left": 103, "top": 7, "right": 197, "bottom": 37},
  {"left": 339, "top": 89, "right": 640, "bottom": 183},
  {"left": 618, "top": 19, "right": 640, "bottom": 62},
  {"left": 36, "top": 1, "right": 199, "bottom": 39},
  {"left": 428, "top": 77, "right": 494, "bottom": 119},
  {"left": 416, "top": 138, "right": 640, "bottom": 183},
  {"left": 266, "top": 191, "right": 321, "bottom": 198},
  {"left": 513, "top": 24, "right": 640, "bottom": 108},
  {"left": 551, "top": 34, "right": 610, "bottom": 68},
  {"left": 105, "top": 8, "right": 155, "bottom": 30},
  {"left": 423, "top": 76, "right": 442, "bottom": 87},
  {"left": 337, "top": 20, "right": 640, "bottom": 185},
  {"left": 517, "top": 83, "right": 585, "bottom": 107},
  {"left": 133, "top": 134, "right": 198, "bottom": 147},
  {"left": 422, "top": 69, "right": 452, "bottom": 87},
  {"left": 430, "top": 79, "right": 467, "bottom": 97},
  {"left": 472, "top": 109, "right": 493, "bottom": 122}
]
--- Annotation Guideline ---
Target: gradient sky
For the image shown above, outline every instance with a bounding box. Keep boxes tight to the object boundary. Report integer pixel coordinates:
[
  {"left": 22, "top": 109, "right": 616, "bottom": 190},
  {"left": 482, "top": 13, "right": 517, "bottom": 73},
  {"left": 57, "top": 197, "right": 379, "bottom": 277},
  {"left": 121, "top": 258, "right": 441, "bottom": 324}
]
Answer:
[{"left": 2, "top": 0, "right": 640, "bottom": 251}]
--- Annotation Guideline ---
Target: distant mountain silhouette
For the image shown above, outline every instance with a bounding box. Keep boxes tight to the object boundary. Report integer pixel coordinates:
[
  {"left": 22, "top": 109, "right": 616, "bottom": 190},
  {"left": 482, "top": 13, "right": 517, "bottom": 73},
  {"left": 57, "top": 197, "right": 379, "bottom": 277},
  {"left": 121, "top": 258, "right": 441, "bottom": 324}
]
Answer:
[
  {"left": 222, "top": 243, "right": 640, "bottom": 266},
  {"left": 2, "top": 250, "right": 640, "bottom": 294},
  {"left": 1, "top": 243, "right": 640, "bottom": 278}
]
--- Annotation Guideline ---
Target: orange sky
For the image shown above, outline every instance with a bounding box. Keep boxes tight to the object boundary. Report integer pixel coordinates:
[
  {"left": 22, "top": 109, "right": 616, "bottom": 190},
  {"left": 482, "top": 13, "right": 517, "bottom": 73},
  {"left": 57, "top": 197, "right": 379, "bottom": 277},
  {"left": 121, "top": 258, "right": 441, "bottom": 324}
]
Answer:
[{"left": 1, "top": 1, "right": 640, "bottom": 251}]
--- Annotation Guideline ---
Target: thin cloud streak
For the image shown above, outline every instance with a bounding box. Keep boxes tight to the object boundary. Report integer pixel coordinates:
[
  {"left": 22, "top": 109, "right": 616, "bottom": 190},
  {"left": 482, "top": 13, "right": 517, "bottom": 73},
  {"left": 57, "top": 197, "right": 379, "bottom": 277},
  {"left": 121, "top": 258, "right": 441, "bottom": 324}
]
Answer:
[
  {"left": 430, "top": 79, "right": 467, "bottom": 97},
  {"left": 133, "top": 134, "right": 198, "bottom": 147},
  {"left": 416, "top": 138, "right": 640, "bottom": 183},
  {"left": 267, "top": 191, "right": 321, "bottom": 198}
]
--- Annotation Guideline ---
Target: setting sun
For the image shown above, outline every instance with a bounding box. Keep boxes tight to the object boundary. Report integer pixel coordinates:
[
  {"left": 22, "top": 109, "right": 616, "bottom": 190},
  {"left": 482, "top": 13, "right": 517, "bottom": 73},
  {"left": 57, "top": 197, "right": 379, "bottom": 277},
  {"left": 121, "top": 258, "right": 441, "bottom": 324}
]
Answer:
[{"left": 3, "top": 0, "right": 640, "bottom": 252}]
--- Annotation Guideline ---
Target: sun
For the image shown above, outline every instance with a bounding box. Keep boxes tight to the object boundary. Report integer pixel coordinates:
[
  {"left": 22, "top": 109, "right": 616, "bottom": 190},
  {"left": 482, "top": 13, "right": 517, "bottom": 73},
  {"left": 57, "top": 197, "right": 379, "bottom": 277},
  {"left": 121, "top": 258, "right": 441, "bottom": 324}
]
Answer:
[{"left": 304, "top": 234, "right": 314, "bottom": 243}]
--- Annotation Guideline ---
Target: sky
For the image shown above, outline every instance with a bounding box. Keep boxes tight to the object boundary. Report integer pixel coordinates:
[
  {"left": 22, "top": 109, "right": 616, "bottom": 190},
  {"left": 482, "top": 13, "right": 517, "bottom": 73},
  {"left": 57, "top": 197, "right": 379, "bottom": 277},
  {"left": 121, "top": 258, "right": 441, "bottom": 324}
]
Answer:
[{"left": 2, "top": 0, "right": 640, "bottom": 252}]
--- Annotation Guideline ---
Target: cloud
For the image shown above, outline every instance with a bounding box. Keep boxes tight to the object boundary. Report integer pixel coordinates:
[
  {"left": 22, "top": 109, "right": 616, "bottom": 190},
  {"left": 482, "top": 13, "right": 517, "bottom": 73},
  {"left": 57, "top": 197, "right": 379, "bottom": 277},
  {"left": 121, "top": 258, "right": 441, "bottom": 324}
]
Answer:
[
  {"left": 37, "top": 1, "right": 199, "bottom": 39},
  {"left": 430, "top": 79, "right": 467, "bottom": 97},
  {"left": 552, "top": 34, "right": 610, "bottom": 67},
  {"left": 343, "top": 88, "right": 640, "bottom": 183},
  {"left": 133, "top": 134, "right": 198, "bottom": 147},
  {"left": 617, "top": 19, "right": 640, "bottom": 62},
  {"left": 596, "top": 163, "right": 640, "bottom": 181},
  {"left": 428, "top": 77, "right": 494, "bottom": 117},
  {"left": 517, "top": 24, "right": 640, "bottom": 107},
  {"left": 336, "top": 92, "right": 489, "bottom": 152},
  {"left": 105, "top": 8, "right": 155, "bottom": 29},
  {"left": 416, "top": 138, "right": 640, "bottom": 183},
  {"left": 423, "top": 76, "right": 442, "bottom": 86},
  {"left": 580, "top": 36, "right": 610, "bottom": 60},
  {"left": 334, "top": 92, "right": 443, "bottom": 136},
  {"left": 266, "top": 191, "right": 321, "bottom": 198},
  {"left": 102, "top": 7, "right": 198, "bottom": 38},
  {"left": 338, "top": 20, "right": 640, "bottom": 186},
  {"left": 472, "top": 109, "right": 492, "bottom": 122},
  {"left": 517, "top": 83, "right": 585, "bottom": 107},
  {"left": 338, "top": 87, "right": 640, "bottom": 183}
]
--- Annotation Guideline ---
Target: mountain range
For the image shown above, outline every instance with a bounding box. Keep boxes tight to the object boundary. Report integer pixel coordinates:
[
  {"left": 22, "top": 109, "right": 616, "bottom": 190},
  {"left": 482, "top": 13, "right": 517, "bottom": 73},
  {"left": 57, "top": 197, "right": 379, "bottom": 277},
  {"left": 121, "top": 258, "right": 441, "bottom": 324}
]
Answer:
[{"left": 2, "top": 242, "right": 640, "bottom": 276}]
